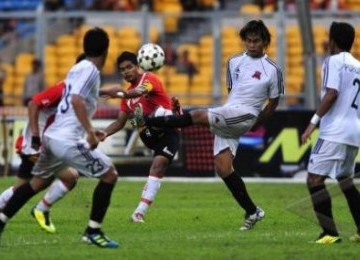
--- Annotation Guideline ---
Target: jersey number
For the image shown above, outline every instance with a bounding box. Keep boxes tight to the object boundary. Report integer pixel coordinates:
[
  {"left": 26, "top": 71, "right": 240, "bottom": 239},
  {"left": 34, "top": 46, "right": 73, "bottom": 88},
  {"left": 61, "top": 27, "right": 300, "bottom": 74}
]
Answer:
[{"left": 60, "top": 84, "right": 72, "bottom": 113}]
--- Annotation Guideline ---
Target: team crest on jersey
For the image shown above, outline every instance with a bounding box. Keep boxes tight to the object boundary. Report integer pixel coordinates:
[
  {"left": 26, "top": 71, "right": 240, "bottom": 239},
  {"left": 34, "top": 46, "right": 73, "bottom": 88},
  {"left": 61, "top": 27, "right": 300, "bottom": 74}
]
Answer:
[{"left": 252, "top": 71, "right": 261, "bottom": 80}]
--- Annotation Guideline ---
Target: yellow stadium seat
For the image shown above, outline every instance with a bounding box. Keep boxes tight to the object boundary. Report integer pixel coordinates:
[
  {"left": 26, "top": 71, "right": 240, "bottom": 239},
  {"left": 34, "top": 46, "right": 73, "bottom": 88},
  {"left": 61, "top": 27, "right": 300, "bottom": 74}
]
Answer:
[
  {"left": 118, "top": 26, "right": 140, "bottom": 38},
  {"left": 150, "top": 27, "right": 160, "bottom": 43},
  {"left": 240, "top": 4, "right": 261, "bottom": 14}
]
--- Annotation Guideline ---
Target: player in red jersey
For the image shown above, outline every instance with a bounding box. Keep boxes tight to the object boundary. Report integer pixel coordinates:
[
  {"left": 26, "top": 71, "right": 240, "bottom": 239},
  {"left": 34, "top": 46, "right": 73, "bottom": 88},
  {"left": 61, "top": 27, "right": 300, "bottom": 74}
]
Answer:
[
  {"left": 0, "top": 54, "right": 87, "bottom": 233},
  {"left": 102, "top": 51, "right": 181, "bottom": 223},
  {"left": 0, "top": 81, "right": 79, "bottom": 233}
]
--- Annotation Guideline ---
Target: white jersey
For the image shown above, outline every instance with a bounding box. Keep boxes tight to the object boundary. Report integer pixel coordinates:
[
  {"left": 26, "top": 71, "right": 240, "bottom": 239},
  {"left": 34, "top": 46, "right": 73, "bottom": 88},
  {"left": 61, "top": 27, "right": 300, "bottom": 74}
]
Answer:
[
  {"left": 45, "top": 60, "right": 100, "bottom": 141},
  {"left": 319, "top": 52, "right": 360, "bottom": 147},
  {"left": 226, "top": 52, "right": 284, "bottom": 116}
]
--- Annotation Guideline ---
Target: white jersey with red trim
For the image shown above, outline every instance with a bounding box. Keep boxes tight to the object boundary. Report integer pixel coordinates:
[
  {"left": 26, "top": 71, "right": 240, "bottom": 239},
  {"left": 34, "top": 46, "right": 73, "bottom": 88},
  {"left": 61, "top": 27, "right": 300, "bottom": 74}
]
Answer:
[{"left": 225, "top": 52, "right": 284, "bottom": 116}]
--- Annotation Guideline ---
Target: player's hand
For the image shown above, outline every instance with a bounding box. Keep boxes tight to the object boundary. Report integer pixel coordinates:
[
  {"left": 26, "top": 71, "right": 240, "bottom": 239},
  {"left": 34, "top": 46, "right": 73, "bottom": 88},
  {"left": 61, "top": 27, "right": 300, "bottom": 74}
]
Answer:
[
  {"left": 99, "top": 85, "right": 124, "bottom": 98},
  {"left": 31, "top": 135, "right": 41, "bottom": 151},
  {"left": 171, "top": 96, "right": 183, "bottom": 115},
  {"left": 95, "top": 130, "right": 107, "bottom": 141},
  {"left": 86, "top": 131, "right": 99, "bottom": 150},
  {"left": 301, "top": 124, "right": 316, "bottom": 145}
]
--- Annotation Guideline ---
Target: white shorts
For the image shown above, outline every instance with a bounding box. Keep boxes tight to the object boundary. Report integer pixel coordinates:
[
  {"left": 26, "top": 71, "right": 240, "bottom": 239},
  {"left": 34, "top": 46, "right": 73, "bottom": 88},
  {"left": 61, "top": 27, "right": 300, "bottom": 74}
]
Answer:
[
  {"left": 213, "top": 135, "right": 238, "bottom": 157},
  {"left": 307, "top": 138, "right": 358, "bottom": 179},
  {"left": 32, "top": 136, "right": 114, "bottom": 178},
  {"left": 208, "top": 105, "right": 257, "bottom": 139}
]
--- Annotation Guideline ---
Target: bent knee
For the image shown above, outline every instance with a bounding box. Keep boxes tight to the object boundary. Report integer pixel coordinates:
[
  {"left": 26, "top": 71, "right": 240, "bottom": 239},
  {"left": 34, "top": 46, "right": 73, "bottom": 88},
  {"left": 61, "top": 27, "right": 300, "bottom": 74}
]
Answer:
[
  {"left": 307, "top": 173, "right": 325, "bottom": 187},
  {"left": 101, "top": 167, "right": 118, "bottom": 184}
]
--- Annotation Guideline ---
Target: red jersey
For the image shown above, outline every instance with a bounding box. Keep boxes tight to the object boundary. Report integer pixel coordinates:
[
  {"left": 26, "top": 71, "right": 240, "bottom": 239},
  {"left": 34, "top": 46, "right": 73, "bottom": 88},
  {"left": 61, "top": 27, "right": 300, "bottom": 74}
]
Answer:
[
  {"left": 120, "top": 72, "right": 171, "bottom": 116},
  {"left": 16, "top": 81, "right": 64, "bottom": 154},
  {"left": 32, "top": 81, "right": 65, "bottom": 129}
]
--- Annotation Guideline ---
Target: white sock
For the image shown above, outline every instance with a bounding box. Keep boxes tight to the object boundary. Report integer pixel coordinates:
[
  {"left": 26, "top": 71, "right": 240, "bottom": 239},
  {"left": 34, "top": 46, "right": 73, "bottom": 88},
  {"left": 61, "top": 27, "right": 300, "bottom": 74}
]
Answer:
[
  {"left": 35, "top": 180, "right": 69, "bottom": 212},
  {"left": 88, "top": 220, "right": 101, "bottom": 229},
  {"left": 0, "top": 186, "right": 14, "bottom": 210},
  {"left": 134, "top": 176, "right": 162, "bottom": 215},
  {"left": 0, "top": 212, "right": 8, "bottom": 223}
]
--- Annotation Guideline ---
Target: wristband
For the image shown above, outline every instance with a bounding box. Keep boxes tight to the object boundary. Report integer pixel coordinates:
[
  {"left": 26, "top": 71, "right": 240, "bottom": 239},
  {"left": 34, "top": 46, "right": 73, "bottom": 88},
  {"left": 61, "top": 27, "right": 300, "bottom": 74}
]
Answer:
[{"left": 310, "top": 114, "right": 320, "bottom": 125}]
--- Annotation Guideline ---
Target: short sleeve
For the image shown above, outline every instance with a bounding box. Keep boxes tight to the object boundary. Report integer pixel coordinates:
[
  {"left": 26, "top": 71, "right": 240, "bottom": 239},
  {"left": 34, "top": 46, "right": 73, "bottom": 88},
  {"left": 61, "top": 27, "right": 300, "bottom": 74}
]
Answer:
[
  {"left": 269, "top": 67, "right": 284, "bottom": 98},
  {"left": 322, "top": 56, "right": 341, "bottom": 91}
]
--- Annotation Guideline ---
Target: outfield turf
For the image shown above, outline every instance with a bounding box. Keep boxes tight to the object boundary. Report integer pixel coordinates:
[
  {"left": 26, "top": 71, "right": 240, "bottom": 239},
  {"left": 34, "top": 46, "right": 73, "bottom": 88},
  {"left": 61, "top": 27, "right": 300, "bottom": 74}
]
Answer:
[{"left": 0, "top": 177, "right": 359, "bottom": 259}]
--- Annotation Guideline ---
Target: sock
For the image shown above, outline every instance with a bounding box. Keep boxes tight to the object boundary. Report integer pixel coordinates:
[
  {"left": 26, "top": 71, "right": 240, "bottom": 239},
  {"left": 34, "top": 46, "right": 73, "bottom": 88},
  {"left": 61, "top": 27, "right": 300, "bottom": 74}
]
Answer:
[
  {"left": 89, "top": 181, "right": 115, "bottom": 224},
  {"left": 341, "top": 184, "right": 360, "bottom": 233},
  {"left": 145, "top": 112, "right": 193, "bottom": 128},
  {"left": 2, "top": 183, "right": 36, "bottom": 219},
  {"left": 134, "top": 176, "right": 162, "bottom": 216},
  {"left": 222, "top": 172, "right": 257, "bottom": 215},
  {"left": 308, "top": 185, "right": 338, "bottom": 236},
  {"left": 0, "top": 186, "right": 14, "bottom": 209},
  {"left": 35, "top": 180, "right": 69, "bottom": 212}
]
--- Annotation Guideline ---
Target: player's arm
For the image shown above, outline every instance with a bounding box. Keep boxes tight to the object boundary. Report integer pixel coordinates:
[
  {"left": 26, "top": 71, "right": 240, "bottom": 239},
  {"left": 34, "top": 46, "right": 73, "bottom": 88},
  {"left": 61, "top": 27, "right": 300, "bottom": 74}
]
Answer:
[
  {"left": 28, "top": 99, "right": 42, "bottom": 150},
  {"left": 99, "top": 85, "right": 122, "bottom": 98},
  {"left": 118, "top": 85, "right": 149, "bottom": 99},
  {"left": 119, "top": 77, "right": 155, "bottom": 99},
  {"left": 71, "top": 94, "right": 98, "bottom": 149},
  {"left": 102, "top": 111, "right": 128, "bottom": 139},
  {"left": 301, "top": 88, "right": 338, "bottom": 144},
  {"left": 251, "top": 97, "right": 279, "bottom": 131}
]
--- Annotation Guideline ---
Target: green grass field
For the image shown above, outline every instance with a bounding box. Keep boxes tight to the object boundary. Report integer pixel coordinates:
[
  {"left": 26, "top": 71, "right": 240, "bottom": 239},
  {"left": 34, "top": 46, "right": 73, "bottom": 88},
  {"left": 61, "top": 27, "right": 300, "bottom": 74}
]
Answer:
[{"left": 0, "top": 177, "right": 359, "bottom": 259}]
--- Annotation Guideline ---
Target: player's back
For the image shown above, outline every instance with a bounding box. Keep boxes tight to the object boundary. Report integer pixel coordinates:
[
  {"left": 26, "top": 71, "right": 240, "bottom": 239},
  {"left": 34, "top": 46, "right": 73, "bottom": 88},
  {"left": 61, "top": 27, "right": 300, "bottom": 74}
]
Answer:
[
  {"left": 45, "top": 60, "right": 100, "bottom": 141},
  {"left": 320, "top": 52, "right": 360, "bottom": 146}
]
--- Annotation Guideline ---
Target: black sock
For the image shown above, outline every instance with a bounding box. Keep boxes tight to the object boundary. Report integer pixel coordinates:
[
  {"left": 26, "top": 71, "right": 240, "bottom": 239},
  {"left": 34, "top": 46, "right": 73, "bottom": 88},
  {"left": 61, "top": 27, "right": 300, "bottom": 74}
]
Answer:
[
  {"left": 89, "top": 181, "right": 115, "bottom": 224},
  {"left": 145, "top": 112, "right": 193, "bottom": 128},
  {"left": 85, "top": 227, "right": 100, "bottom": 234},
  {"left": 342, "top": 184, "right": 360, "bottom": 233},
  {"left": 308, "top": 185, "right": 338, "bottom": 236},
  {"left": 222, "top": 172, "right": 257, "bottom": 215},
  {"left": 2, "top": 183, "right": 36, "bottom": 219}
]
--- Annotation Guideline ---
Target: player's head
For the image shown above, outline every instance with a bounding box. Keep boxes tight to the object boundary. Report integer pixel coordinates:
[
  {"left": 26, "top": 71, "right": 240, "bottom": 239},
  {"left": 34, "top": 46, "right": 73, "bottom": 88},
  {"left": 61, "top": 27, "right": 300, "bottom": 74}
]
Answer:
[
  {"left": 329, "top": 22, "right": 355, "bottom": 54},
  {"left": 83, "top": 27, "right": 109, "bottom": 58},
  {"left": 239, "top": 20, "right": 271, "bottom": 57},
  {"left": 116, "top": 51, "right": 141, "bottom": 83}
]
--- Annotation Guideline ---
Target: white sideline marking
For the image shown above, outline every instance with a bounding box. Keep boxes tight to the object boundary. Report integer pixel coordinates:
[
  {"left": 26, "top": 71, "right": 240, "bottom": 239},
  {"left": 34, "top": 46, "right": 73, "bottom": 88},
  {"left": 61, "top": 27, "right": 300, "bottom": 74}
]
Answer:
[
  {"left": 119, "top": 176, "right": 307, "bottom": 183},
  {"left": 118, "top": 176, "right": 360, "bottom": 184}
]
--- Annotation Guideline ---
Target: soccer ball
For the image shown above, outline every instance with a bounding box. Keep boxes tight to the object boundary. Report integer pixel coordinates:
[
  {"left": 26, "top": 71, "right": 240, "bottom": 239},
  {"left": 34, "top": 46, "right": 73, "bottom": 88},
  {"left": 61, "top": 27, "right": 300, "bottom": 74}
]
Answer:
[{"left": 137, "top": 43, "right": 165, "bottom": 71}]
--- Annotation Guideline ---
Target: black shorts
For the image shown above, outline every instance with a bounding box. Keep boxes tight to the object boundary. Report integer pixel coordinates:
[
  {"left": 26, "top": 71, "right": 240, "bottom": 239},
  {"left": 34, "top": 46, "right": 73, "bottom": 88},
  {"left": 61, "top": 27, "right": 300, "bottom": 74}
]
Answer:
[
  {"left": 139, "top": 127, "right": 180, "bottom": 162},
  {"left": 17, "top": 153, "right": 39, "bottom": 180}
]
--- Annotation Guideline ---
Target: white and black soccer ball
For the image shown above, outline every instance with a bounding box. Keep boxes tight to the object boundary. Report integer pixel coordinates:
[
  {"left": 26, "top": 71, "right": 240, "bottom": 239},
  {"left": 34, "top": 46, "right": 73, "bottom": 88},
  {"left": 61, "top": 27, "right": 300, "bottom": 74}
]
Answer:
[{"left": 137, "top": 43, "right": 165, "bottom": 71}]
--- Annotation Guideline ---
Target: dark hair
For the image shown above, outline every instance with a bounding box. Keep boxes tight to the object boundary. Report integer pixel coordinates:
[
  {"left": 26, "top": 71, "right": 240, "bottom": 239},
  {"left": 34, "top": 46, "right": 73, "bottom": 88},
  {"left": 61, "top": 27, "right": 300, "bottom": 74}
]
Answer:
[
  {"left": 116, "top": 51, "right": 138, "bottom": 68},
  {"left": 83, "top": 27, "right": 109, "bottom": 57},
  {"left": 75, "top": 53, "right": 87, "bottom": 63},
  {"left": 32, "top": 59, "right": 42, "bottom": 67},
  {"left": 329, "top": 22, "right": 355, "bottom": 51},
  {"left": 239, "top": 20, "right": 271, "bottom": 48}
]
